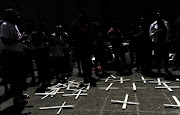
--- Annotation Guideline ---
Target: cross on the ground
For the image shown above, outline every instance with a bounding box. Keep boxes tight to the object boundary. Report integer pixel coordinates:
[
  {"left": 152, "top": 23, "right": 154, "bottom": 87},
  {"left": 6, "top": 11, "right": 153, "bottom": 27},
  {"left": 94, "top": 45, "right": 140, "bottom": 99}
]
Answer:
[
  {"left": 67, "top": 80, "right": 83, "bottom": 89},
  {"left": 155, "top": 83, "right": 180, "bottom": 92},
  {"left": 99, "top": 83, "right": 119, "bottom": 91},
  {"left": 62, "top": 87, "right": 88, "bottom": 100},
  {"left": 149, "top": 78, "right": 170, "bottom": 86},
  {"left": 39, "top": 101, "right": 74, "bottom": 114},
  {"left": 35, "top": 83, "right": 66, "bottom": 100},
  {"left": 164, "top": 96, "right": 180, "bottom": 108},
  {"left": 111, "top": 94, "right": 140, "bottom": 110},
  {"left": 135, "top": 76, "right": 154, "bottom": 84},
  {"left": 113, "top": 77, "right": 130, "bottom": 84},
  {"left": 124, "top": 83, "right": 146, "bottom": 92},
  {"left": 101, "top": 74, "right": 116, "bottom": 83}
]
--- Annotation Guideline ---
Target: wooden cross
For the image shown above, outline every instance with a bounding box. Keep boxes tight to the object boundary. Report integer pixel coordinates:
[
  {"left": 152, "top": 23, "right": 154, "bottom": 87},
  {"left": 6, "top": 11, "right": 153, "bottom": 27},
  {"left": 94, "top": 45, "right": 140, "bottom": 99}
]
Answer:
[
  {"left": 101, "top": 74, "right": 116, "bottom": 83},
  {"left": 99, "top": 83, "right": 119, "bottom": 91},
  {"left": 155, "top": 83, "right": 180, "bottom": 92},
  {"left": 111, "top": 94, "right": 140, "bottom": 110},
  {"left": 113, "top": 77, "right": 130, "bottom": 84},
  {"left": 62, "top": 87, "right": 88, "bottom": 100},
  {"left": 35, "top": 85, "right": 65, "bottom": 100},
  {"left": 39, "top": 101, "right": 74, "bottom": 114},
  {"left": 124, "top": 83, "right": 146, "bottom": 92},
  {"left": 135, "top": 76, "right": 154, "bottom": 84},
  {"left": 164, "top": 96, "right": 180, "bottom": 108},
  {"left": 149, "top": 78, "right": 170, "bottom": 86}
]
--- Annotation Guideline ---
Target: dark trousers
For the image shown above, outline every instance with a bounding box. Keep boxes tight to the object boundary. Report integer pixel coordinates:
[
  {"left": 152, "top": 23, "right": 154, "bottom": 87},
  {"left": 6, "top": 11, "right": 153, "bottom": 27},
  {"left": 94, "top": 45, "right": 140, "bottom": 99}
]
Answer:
[
  {"left": 154, "top": 43, "right": 169, "bottom": 70},
  {"left": 79, "top": 52, "right": 92, "bottom": 81},
  {"left": 51, "top": 57, "right": 65, "bottom": 76},
  {"left": 174, "top": 51, "right": 180, "bottom": 68},
  {"left": 36, "top": 48, "right": 50, "bottom": 86},
  {"left": 1, "top": 49, "right": 26, "bottom": 99},
  {"left": 113, "top": 49, "right": 126, "bottom": 72}
]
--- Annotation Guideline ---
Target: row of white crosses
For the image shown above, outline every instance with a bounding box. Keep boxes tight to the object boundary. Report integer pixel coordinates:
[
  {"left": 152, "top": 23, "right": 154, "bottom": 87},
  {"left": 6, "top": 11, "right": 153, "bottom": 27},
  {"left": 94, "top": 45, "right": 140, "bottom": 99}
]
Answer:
[
  {"left": 149, "top": 78, "right": 180, "bottom": 92},
  {"left": 100, "top": 75, "right": 147, "bottom": 92},
  {"left": 36, "top": 80, "right": 90, "bottom": 114},
  {"left": 101, "top": 74, "right": 180, "bottom": 109},
  {"left": 102, "top": 75, "right": 180, "bottom": 92},
  {"left": 149, "top": 78, "right": 180, "bottom": 108}
]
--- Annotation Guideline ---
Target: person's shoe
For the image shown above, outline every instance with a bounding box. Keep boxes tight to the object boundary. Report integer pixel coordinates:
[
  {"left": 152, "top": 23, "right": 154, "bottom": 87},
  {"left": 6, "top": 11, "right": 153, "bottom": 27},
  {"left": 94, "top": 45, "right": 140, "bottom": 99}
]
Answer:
[
  {"left": 90, "top": 77, "right": 98, "bottom": 87},
  {"left": 158, "top": 69, "right": 161, "bottom": 74},
  {"left": 21, "top": 94, "right": 30, "bottom": 99},
  {"left": 175, "top": 78, "right": 180, "bottom": 82},
  {"left": 78, "top": 72, "right": 83, "bottom": 77},
  {"left": 4, "top": 89, "right": 11, "bottom": 96},
  {"left": 90, "top": 81, "right": 98, "bottom": 87},
  {"left": 172, "top": 67, "right": 179, "bottom": 71},
  {"left": 13, "top": 98, "right": 28, "bottom": 106},
  {"left": 60, "top": 79, "right": 68, "bottom": 83},
  {"left": 165, "top": 68, "right": 170, "bottom": 73},
  {"left": 35, "top": 87, "right": 46, "bottom": 93}
]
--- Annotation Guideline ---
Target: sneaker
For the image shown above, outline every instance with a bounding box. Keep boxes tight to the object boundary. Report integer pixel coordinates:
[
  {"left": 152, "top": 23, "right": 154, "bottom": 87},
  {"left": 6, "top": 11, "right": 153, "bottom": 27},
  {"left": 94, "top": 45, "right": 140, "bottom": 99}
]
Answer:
[
  {"left": 172, "top": 67, "right": 179, "bottom": 71},
  {"left": 13, "top": 98, "right": 28, "bottom": 106}
]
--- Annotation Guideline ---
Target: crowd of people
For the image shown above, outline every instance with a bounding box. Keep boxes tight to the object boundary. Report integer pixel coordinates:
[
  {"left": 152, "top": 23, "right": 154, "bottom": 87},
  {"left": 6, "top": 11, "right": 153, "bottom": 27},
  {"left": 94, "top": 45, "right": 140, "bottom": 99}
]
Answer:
[{"left": 0, "top": 8, "right": 180, "bottom": 112}]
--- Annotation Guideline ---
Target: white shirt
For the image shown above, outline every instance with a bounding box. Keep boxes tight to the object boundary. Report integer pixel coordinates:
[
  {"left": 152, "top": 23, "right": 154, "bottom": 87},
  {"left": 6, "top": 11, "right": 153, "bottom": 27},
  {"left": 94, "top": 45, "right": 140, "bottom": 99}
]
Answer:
[
  {"left": 149, "top": 19, "right": 169, "bottom": 43},
  {"left": 0, "top": 22, "right": 24, "bottom": 52}
]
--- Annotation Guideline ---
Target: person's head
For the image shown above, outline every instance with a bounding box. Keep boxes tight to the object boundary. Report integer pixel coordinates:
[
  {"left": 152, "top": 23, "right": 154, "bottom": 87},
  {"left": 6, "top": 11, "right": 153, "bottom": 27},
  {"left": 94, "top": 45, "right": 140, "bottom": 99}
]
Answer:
[
  {"left": 92, "top": 22, "right": 100, "bottom": 31},
  {"left": 155, "top": 12, "right": 162, "bottom": 21},
  {"left": 139, "top": 17, "right": 144, "bottom": 24},
  {"left": 55, "top": 25, "right": 63, "bottom": 35},
  {"left": 79, "top": 13, "right": 88, "bottom": 25},
  {"left": 111, "top": 23, "right": 119, "bottom": 30},
  {"left": 25, "top": 24, "right": 32, "bottom": 34},
  {"left": 3, "top": 8, "right": 19, "bottom": 25},
  {"left": 176, "top": 8, "right": 180, "bottom": 16}
]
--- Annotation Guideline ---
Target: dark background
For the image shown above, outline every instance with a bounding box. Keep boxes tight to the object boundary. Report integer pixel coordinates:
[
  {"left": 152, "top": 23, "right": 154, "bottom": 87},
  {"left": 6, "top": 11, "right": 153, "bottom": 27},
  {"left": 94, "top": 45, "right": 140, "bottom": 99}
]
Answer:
[{"left": 0, "top": 0, "right": 180, "bottom": 33}]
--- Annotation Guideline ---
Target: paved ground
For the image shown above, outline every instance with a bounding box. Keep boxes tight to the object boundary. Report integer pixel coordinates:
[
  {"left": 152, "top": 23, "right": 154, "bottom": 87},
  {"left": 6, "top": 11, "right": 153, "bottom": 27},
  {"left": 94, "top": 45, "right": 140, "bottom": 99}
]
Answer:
[{"left": 0, "top": 66, "right": 180, "bottom": 115}]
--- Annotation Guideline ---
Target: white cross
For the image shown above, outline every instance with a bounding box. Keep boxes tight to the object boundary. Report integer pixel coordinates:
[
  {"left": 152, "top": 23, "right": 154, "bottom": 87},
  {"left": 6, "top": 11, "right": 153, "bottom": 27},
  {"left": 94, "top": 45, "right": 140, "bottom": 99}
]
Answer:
[
  {"left": 67, "top": 80, "right": 83, "bottom": 89},
  {"left": 111, "top": 94, "right": 140, "bottom": 110},
  {"left": 124, "top": 83, "right": 146, "bottom": 92},
  {"left": 35, "top": 82, "right": 68, "bottom": 100},
  {"left": 101, "top": 74, "right": 116, "bottom": 83},
  {"left": 99, "top": 83, "right": 119, "bottom": 91},
  {"left": 155, "top": 83, "right": 180, "bottom": 92},
  {"left": 35, "top": 87, "right": 64, "bottom": 100},
  {"left": 164, "top": 96, "right": 180, "bottom": 108},
  {"left": 62, "top": 88, "right": 88, "bottom": 100},
  {"left": 39, "top": 101, "right": 74, "bottom": 114},
  {"left": 66, "top": 87, "right": 87, "bottom": 93},
  {"left": 149, "top": 78, "right": 170, "bottom": 86},
  {"left": 135, "top": 76, "right": 154, "bottom": 84},
  {"left": 113, "top": 77, "right": 130, "bottom": 84}
]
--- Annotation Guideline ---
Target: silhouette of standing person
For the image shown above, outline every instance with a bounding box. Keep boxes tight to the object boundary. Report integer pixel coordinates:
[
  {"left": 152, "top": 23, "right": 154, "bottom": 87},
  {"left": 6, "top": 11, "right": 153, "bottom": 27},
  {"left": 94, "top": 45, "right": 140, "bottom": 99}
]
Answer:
[
  {"left": 92, "top": 22, "right": 107, "bottom": 76},
  {"left": 149, "top": 13, "right": 170, "bottom": 74},
  {"left": 50, "top": 25, "right": 68, "bottom": 84},
  {"left": 134, "top": 18, "right": 152, "bottom": 75},
  {"left": 107, "top": 23, "right": 126, "bottom": 75},
  {"left": 172, "top": 9, "right": 180, "bottom": 71},
  {"left": 74, "top": 12, "right": 97, "bottom": 86},
  {"left": 0, "top": 8, "right": 28, "bottom": 108}
]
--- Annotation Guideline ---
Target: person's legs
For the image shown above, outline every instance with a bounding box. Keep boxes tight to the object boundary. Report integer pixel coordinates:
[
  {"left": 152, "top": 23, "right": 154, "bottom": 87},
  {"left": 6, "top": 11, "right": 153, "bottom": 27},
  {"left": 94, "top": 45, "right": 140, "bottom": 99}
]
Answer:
[
  {"left": 173, "top": 52, "right": 180, "bottom": 70},
  {"left": 9, "top": 51, "right": 27, "bottom": 106},
  {"left": 80, "top": 53, "right": 97, "bottom": 86},
  {"left": 1, "top": 51, "right": 11, "bottom": 95}
]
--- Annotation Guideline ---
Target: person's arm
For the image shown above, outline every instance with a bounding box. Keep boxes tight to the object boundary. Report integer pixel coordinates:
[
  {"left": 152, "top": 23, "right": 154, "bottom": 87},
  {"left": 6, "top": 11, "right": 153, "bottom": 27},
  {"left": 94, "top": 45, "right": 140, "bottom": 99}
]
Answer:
[{"left": 0, "top": 23, "right": 19, "bottom": 45}]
